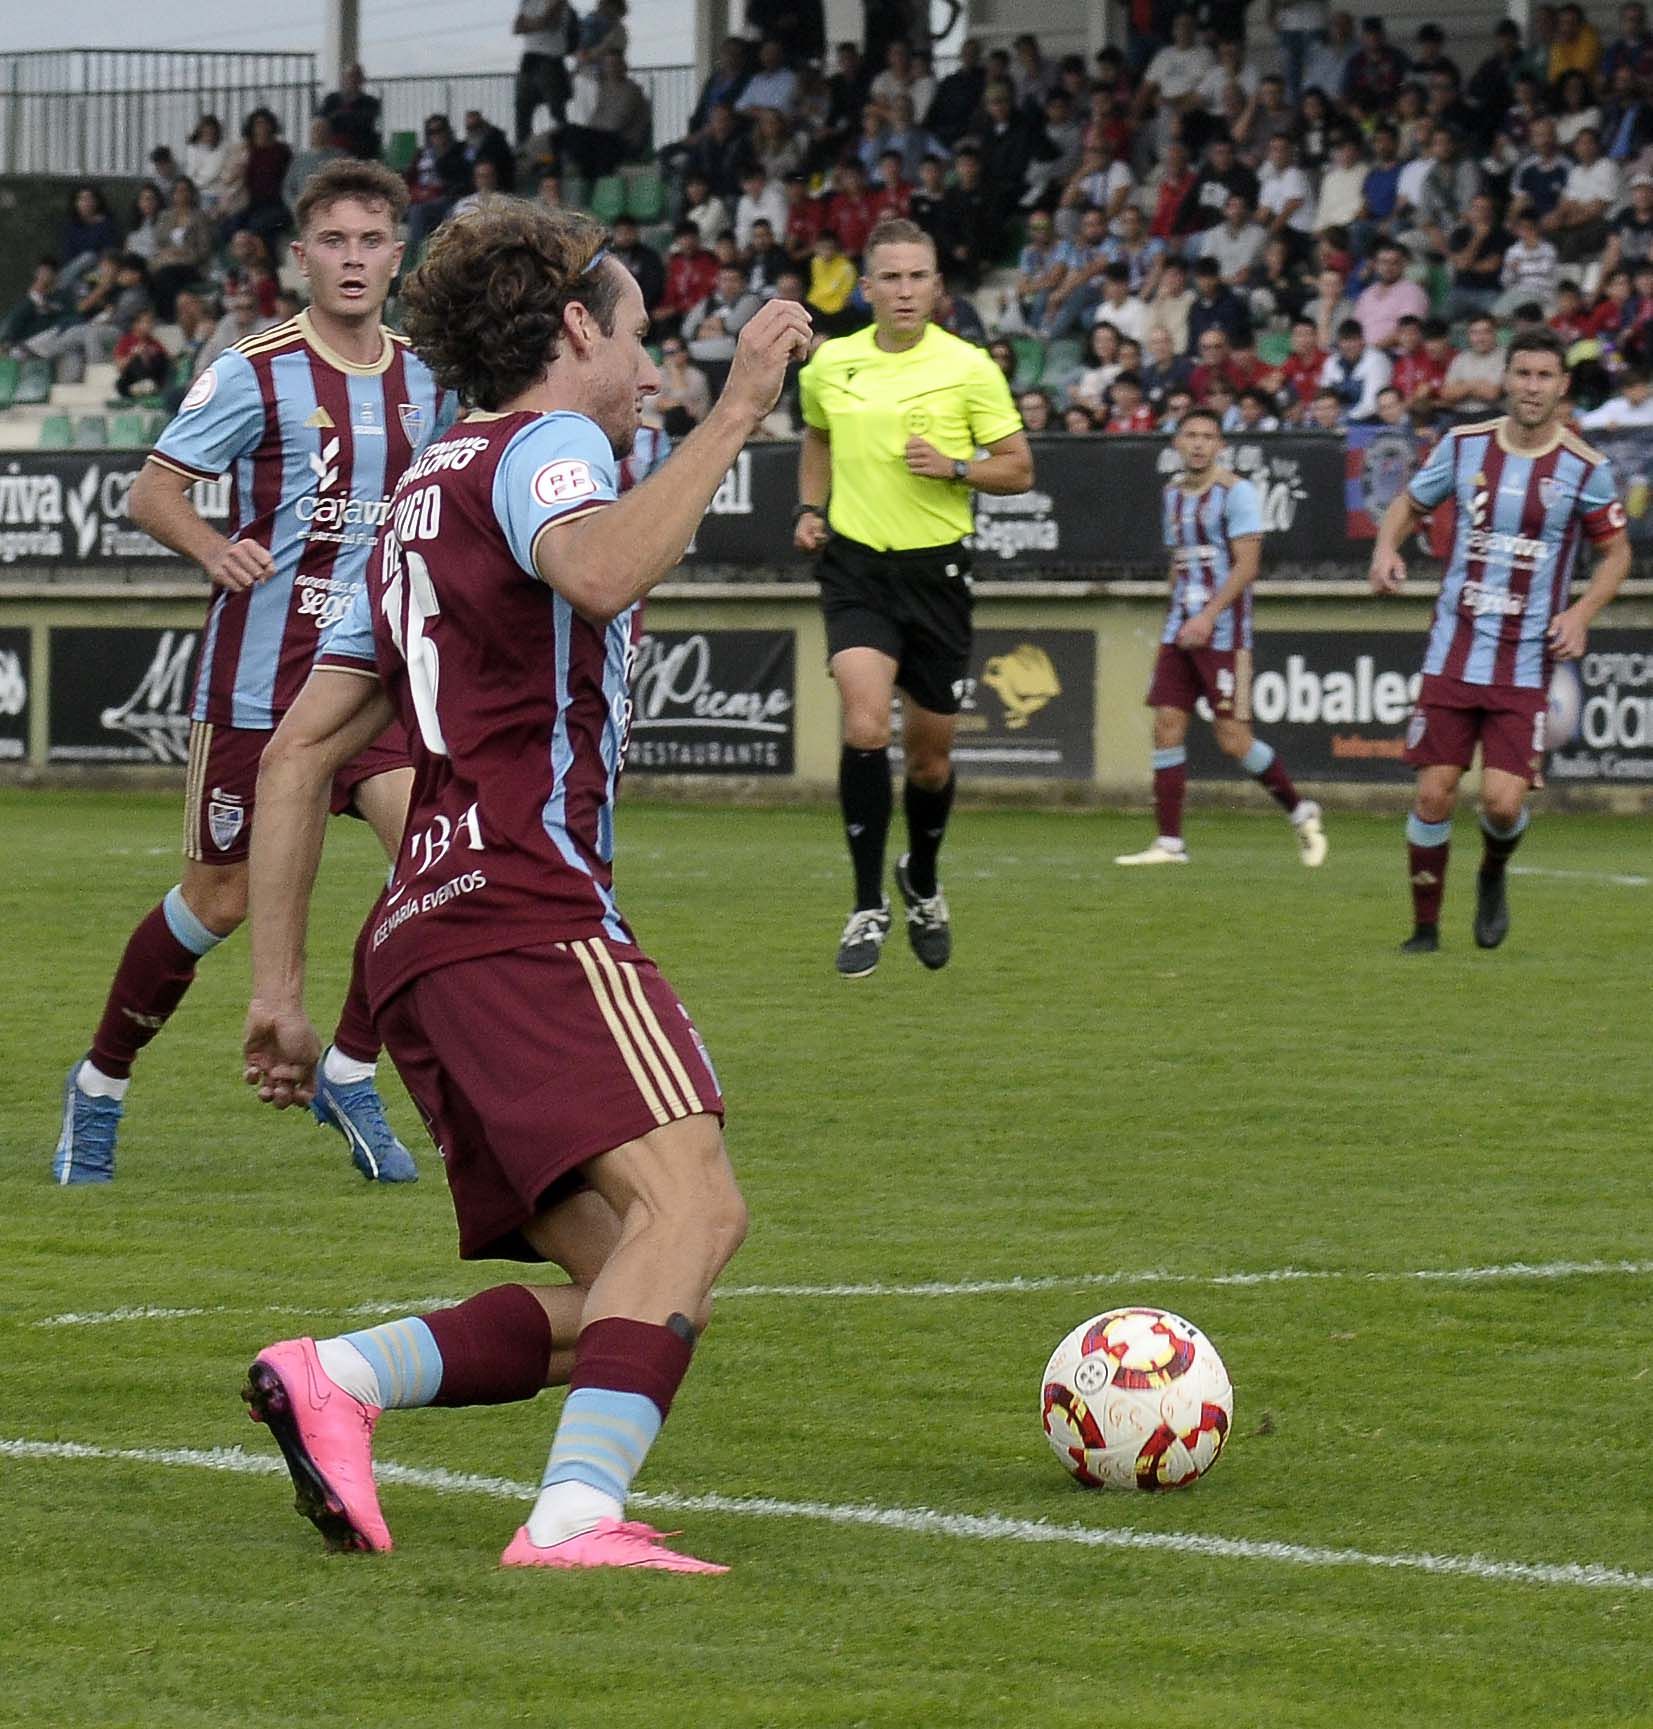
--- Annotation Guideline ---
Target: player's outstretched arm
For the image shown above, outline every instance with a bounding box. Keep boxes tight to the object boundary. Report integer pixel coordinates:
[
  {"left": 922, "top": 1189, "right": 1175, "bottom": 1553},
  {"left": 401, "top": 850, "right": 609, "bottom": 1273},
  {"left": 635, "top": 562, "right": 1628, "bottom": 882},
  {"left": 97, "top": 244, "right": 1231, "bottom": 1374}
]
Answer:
[
  {"left": 130, "top": 460, "right": 275, "bottom": 592},
  {"left": 538, "top": 299, "right": 813, "bottom": 621},
  {"left": 1550, "top": 528, "right": 1631, "bottom": 660},
  {"left": 1369, "top": 491, "right": 1425, "bottom": 594},
  {"left": 244, "top": 667, "right": 396, "bottom": 1109}
]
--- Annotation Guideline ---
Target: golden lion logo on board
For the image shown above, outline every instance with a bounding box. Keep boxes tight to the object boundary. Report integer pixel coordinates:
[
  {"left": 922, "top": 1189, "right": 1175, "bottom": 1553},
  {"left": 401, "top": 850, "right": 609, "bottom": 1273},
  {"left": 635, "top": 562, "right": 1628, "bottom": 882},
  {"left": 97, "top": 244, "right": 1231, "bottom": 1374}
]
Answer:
[{"left": 982, "top": 644, "right": 1061, "bottom": 730}]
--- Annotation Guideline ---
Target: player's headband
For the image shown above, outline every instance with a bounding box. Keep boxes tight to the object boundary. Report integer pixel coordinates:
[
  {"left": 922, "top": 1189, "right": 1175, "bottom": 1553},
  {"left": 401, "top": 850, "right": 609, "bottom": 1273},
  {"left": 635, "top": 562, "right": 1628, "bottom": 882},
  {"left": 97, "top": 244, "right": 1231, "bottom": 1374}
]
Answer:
[{"left": 582, "top": 246, "right": 610, "bottom": 275}]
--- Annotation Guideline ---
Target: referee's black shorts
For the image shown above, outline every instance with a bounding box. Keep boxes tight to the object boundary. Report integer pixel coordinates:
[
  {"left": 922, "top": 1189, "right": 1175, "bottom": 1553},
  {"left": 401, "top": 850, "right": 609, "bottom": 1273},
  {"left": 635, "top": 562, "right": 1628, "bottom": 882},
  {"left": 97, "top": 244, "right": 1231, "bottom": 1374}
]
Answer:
[{"left": 817, "top": 533, "right": 974, "bottom": 716}]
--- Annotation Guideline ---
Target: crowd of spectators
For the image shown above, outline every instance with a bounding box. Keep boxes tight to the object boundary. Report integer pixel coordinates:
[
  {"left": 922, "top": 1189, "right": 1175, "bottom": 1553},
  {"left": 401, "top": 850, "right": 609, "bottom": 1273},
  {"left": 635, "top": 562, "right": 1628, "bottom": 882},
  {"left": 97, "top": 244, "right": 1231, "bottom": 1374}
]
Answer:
[{"left": 14, "top": 4, "right": 1653, "bottom": 440}]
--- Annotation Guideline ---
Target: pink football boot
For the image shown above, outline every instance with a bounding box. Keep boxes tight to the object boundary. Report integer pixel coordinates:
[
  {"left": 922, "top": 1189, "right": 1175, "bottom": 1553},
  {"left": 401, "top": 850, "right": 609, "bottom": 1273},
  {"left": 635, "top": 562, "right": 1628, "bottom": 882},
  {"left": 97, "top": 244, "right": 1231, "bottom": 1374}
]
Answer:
[
  {"left": 500, "top": 1519, "right": 728, "bottom": 1574},
  {"left": 242, "top": 1337, "right": 392, "bottom": 1554}
]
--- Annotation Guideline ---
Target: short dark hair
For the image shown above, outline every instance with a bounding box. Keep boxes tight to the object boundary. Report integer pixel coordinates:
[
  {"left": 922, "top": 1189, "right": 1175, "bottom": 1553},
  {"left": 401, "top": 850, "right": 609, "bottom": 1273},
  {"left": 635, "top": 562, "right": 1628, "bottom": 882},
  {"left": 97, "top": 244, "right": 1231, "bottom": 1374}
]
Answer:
[
  {"left": 864, "top": 217, "right": 935, "bottom": 262},
  {"left": 1506, "top": 328, "right": 1571, "bottom": 370},
  {"left": 295, "top": 157, "right": 410, "bottom": 232},
  {"left": 1336, "top": 317, "right": 1365, "bottom": 340},
  {"left": 1178, "top": 405, "right": 1223, "bottom": 431},
  {"left": 401, "top": 202, "right": 624, "bottom": 411}
]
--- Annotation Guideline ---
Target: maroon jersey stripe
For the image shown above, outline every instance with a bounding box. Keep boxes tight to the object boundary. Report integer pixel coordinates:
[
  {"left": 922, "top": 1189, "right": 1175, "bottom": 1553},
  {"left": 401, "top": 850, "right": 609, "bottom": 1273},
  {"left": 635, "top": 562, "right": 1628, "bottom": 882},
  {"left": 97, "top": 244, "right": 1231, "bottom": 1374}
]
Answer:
[
  {"left": 1491, "top": 443, "right": 1563, "bottom": 686},
  {"left": 1442, "top": 436, "right": 1505, "bottom": 682}
]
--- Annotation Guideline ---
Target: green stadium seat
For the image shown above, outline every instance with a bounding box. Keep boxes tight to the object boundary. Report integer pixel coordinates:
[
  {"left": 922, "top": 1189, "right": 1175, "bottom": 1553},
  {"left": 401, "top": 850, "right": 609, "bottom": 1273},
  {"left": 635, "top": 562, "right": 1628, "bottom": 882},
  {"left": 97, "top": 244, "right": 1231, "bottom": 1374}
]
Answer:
[
  {"left": 109, "top": 409, "right": 151, "bottom": 449},
  {"left": 0, "top": 356, "right": 18, "bottom": 410},
  {"left": 386, "top": 130, "right": 418, "bottom": 172},
  {"left": 624, "top": 168, "right": 665, "bottom": 222},
  {"left": 36, "top": 412, "right": 73, "bottom": 449},
  {"left": 560, "top": 174, "right": 590, "bottom": 211},
  {"left": 590, "top": 174, "right": 627, "bottom": 223},
  {"left": 1042, "top": 336, "right": 1084, "bottom": 384},
  {"left": 15, "top": 356, "right": 53, "bottom": 405},
  {"left": 172, "top": 350, "right": 197, "bottom": 387},
  {"left": 1010, "top": 334, "right": 1045, "bottom": 390},
  {"left": 73, "top": 413, "right": 108, "bottom": 449}
]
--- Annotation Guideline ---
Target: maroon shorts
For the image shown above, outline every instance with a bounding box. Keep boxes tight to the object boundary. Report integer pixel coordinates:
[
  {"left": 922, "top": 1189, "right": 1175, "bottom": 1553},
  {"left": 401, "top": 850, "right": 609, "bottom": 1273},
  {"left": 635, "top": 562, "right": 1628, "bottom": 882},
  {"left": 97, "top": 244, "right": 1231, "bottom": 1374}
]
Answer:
[
  {"left": 1146, "top": 643, "right": 1253, "bottom": 719},
  {"left": 1403, "top": 676, "right": 1548, "bottom": 786},
  {"left": 183, "top": 719, "right": 413, "bottom": 863},
  {"left": 376, "top": 938, "right": 726, "bottom": 1261}
]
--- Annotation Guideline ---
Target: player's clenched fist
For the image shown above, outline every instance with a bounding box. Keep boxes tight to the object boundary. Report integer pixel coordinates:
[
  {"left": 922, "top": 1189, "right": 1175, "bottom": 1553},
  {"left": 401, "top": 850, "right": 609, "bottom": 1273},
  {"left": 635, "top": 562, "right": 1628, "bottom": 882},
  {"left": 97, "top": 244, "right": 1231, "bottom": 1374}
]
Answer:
[
  {"left": 207, "top": 538, "right": 277, "bottom": 592},
  {"left": 1368, "top": 548, "right": 1407, "bottom": 594},
  {"left": 793, "top": 508, "right": 828, "bottom": 553},
  {"left": 724, "top": 299, "right": 813, "bottom": 422}
]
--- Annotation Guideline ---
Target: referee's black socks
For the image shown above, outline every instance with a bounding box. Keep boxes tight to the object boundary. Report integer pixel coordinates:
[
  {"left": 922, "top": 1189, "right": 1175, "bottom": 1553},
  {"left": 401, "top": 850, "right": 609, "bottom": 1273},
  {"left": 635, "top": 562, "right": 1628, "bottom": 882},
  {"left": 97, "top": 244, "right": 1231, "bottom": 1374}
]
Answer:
[
  {"left": 839, "top": 745, "right": 892, "bottom": 911},
  {"left": 902, "top": 773, "right": 955, "bottom": 899}
]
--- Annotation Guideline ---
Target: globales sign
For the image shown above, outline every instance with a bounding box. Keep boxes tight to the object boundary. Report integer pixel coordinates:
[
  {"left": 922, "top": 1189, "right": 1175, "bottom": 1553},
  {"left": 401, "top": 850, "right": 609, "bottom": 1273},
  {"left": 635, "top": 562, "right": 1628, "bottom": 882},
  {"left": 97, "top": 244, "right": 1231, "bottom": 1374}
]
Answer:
[
  {"left": 1546, "top": 632, "right": 1653, "bottom": 783},
  {"left": 627, "top": 629, "right": 795, "bottom": 774},
  {"left": 1187, "top": 630, "right": 1423, "bottom": 783},
  {"left": 0, "top": 456, "right": 230, "bottom": 565}
]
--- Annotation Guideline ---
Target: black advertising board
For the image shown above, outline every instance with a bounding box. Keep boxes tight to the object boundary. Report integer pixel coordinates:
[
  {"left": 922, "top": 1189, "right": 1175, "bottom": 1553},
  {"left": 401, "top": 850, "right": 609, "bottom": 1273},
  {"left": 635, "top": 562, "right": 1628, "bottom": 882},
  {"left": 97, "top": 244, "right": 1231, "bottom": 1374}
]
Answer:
[
  {"left": 680, "top": 435, "right": 1350, "bottom": 571},
  {"left": 1186, "top": 630, "right": 1424, "bottom": 783},
  {"left": 627, "top": 629, "right": 795, "bottom": 774},
  {"left": 0, "top": 454, "right": 231, "bottom": 567},
  {"left": 1546, "top": 631, "right": 1653, "bottom": 784},
  {"left": 894, "top": 627, "right": 1096, "bottom": 779},
  {"left": 0, "top": 627, "right": 30, "bottom": 761},
  {"left": 48, "top": 626, "right": 201, "bottom": 765}
]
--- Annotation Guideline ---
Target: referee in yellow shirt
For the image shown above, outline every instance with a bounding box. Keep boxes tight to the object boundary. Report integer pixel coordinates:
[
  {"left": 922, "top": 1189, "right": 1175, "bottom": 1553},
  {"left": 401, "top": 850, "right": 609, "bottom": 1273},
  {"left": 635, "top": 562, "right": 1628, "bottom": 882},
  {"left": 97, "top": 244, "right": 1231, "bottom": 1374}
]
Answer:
[{"left": 795, "top": 218, "right": 1034, "bottom": 978}]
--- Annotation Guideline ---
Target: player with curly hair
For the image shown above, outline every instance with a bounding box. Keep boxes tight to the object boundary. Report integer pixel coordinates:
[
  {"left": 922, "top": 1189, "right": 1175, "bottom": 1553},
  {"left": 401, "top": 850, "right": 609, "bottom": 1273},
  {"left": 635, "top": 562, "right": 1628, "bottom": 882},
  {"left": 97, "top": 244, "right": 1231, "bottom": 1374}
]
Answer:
[{"left": 237, "top": 200, "right": 811, "bottom": 1573}]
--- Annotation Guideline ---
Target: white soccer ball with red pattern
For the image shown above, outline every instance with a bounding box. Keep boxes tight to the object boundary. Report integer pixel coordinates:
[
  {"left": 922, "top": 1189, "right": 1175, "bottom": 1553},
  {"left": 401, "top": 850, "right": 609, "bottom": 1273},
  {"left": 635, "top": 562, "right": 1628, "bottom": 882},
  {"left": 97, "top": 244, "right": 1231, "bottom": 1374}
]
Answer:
[{"left": 1040, "top": 1306, "right": 1233, "bottom": 1491}]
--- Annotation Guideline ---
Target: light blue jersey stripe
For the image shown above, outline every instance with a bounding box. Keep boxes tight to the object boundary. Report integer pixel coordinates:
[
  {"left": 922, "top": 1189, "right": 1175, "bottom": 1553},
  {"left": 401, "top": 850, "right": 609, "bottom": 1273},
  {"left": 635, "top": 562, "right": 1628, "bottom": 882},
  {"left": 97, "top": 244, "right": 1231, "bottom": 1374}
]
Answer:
[
  {"left": 541, "top": 593, "right": 627, "bottom": 942},
  {"left": 1425, "top": 432, "right": 1489, "bottom": 676},
  {"left": 229, "top": 351, "right": 320, "bottom": 727},
  {"left": 1461, "top": 451, "right": 1535, "bottom": 685},
  {"left": 1517, "top": 449, "right": 1585, "bottom": 686},
  {"left": 594, "top": 610, "right": 632, "bottom": 863}
]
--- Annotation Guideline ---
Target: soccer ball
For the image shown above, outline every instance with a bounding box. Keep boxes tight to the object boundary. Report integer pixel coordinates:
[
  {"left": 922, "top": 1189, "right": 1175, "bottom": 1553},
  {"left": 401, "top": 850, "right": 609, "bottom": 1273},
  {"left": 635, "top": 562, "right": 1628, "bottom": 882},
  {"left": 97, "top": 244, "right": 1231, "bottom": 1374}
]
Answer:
[{"left": 1040, "top": 1306, "right": 1233, "bottom": 1491}]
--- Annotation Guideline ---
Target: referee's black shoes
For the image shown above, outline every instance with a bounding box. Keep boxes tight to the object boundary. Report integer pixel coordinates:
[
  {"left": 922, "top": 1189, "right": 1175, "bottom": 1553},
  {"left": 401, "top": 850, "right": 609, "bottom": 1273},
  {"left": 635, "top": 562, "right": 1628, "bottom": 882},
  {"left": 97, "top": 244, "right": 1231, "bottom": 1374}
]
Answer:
[
  {"left": 836, "top": 902, "right": 892, "bottom": 978},
  {"left": 895, "top": 855, "right": 953, "bottom": 971}
]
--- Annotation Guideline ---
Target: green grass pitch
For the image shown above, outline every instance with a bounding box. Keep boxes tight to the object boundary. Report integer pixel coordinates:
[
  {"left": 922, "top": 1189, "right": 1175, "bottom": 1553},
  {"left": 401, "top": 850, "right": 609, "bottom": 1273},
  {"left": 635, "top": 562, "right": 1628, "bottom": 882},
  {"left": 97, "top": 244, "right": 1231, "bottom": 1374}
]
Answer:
[{"left": 3, "top": 788, "right": 1651, "bottom": 1728}]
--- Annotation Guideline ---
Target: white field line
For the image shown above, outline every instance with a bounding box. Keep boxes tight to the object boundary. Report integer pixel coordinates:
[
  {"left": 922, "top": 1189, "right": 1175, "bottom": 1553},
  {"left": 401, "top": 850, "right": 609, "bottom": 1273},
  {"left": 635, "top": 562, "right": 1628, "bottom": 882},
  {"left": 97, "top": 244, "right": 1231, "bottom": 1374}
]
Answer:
[
  {"left": 1508, "top": 866, "right": 1649, "bottom": 888},
  {"left": 27, "top": 1259, "right": 1653, "bottom": 1330},
  {"left": 2, "top": 1435, "right": 1649, "bottom": 1596}
]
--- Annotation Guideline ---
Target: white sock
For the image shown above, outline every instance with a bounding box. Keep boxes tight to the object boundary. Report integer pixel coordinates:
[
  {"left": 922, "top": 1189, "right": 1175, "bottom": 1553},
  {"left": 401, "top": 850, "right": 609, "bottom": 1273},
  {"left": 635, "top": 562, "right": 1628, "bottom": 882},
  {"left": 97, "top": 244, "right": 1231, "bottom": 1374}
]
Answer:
[
  {"left": 1289, "top": 801, "right": 1315, "bottom": 826},
  {"left": 1155, "top": 835, "right": 1185, "bottom": 852},
  {"left": 314, "top": 1337, "right": 383, "bottom": 1407},
  {"left": 76, "top": 1060, "right": 130, "bottom": 1101},
  {"left": 526, "top": 1480, "right": 624, "bottom": 1548},
  {"left": 322, "top": 1045, "right": 377, "bottom": 1086}
]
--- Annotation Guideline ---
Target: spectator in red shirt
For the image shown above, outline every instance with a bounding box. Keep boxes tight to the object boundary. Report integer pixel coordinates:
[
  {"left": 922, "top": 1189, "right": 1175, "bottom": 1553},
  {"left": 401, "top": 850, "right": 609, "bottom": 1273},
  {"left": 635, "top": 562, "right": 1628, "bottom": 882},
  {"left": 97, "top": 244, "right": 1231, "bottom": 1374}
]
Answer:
[
  {"left": 1148, "top": 141, "right": 1196, "bottom": 243},
  {"left": 782, "top": 170, "right": 823, "bottom": 263},
  {"left": 1549, "top": 280, "right": 1590, "bottom": 343},
  {"left": 113, "top": 308, "right": 171, "bottom": 398},
  {"left": 1190, "top": 328, "right": 1264, "bottom": 400},
  {"left": 221, "top": 107, "right": 294, "bottom": 246},
  {"left": 1275, "top": 314, "right": 1328, "bottom": 418},
  {"left": 869, "top": 150, "right": 912, "bottom": 221},
  {"left": 1104, "top": 371, "right": 1157, "bottom": 431},
  {"left": 1389, "top": 313, "right": 1452, "bottom": 416},
  {"left": 824, "top": 160, "right": 878, "bottom": 260},
  {"left": 1589, "top": 265, "right": 1634, "bottom": 337},
  {"left": 654, "top": 220, "right": 720, "bottom": 338}
]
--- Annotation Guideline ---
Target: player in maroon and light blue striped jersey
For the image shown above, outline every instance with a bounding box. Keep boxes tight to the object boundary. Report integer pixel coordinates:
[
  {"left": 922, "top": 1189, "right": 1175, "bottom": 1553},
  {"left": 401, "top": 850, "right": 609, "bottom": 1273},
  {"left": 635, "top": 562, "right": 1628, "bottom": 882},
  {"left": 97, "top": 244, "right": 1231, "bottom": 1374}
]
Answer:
[
  {"left": 1370, "top": 328, "right": 1631, "bottom": 953},
  {"left": 51, "top": 161, "right": 456, "bottom": 1188},
  {"left": 236, "top": 202, "right": 811, "bottom": 1574},
  {"left": 1115, "top": 407, "right": 1328, "bottom": 868}
]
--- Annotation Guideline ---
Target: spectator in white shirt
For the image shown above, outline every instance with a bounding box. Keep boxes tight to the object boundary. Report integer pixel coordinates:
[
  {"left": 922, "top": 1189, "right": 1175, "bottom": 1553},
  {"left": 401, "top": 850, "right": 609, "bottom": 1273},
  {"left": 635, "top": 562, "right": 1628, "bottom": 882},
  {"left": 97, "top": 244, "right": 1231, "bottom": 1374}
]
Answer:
[
  {"left": 1580, "top": 367, "right": 1653, "bottom": 426},
  {"left": 1548, "top": 128, "right": 1621, "bottom": 260},
  {"left": 1497, "top": 212, "right": 1561, "bottom": 312},
  {"left": 733, "top": 165, "right": 788, "bottom": 251},
  {"left": 1056, "top": 143, "right": 1134, "bottom": 238},
  {"left": 869, "top": 39, "right": 934, "bottom": 122},
  {"left": 736, "top": 38, "right": 799, "bottom": 117},
  {"left": 1198, "top": 192, "right": 1268, "bottom": 286},
  {"left": 1197, "top": 40, "right": 1260, "bottom": 116},
  {"left": 1257, "top": 134, "right": 1316, "bottom": 242},
  {"left": 1136, "top": 13, "right": 1215, "bottom": 150},
  {"left": 1319, "top": 318, "right": 1393, "bottom": 421},
  {"left": 1088, "top": 262, "right": 1154, "bottom": 345},
  {"left": 1316, "top": 131, "right": 1368, "bottom": 233},
  {"left": 681, "top": 263, "right": 763, "bottom": 360},
  {"left": 1302, "top": 11, "right": 1358, "bottom": 103},
  {"left": 683, "top": 171, "right": 732, "bottom": 246}
]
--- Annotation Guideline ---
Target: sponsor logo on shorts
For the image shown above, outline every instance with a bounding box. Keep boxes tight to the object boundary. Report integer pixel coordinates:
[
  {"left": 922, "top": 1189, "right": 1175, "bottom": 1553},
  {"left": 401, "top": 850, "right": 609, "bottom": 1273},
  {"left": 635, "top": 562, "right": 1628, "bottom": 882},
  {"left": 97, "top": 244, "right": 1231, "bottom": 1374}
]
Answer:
[
  {"left": 180, "top": 369, "right": 218, "bottom": 414},
  {"left": 532, "top": 459, "right": 597, "bottom": 507}
]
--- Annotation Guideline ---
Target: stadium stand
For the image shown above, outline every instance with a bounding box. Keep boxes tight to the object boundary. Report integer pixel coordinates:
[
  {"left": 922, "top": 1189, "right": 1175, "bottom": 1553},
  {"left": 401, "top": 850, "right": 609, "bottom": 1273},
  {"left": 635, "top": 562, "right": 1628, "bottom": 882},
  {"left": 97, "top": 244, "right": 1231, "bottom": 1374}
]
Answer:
[{"left": 6, "top": 8, "right": 1653, "bottom": 452}]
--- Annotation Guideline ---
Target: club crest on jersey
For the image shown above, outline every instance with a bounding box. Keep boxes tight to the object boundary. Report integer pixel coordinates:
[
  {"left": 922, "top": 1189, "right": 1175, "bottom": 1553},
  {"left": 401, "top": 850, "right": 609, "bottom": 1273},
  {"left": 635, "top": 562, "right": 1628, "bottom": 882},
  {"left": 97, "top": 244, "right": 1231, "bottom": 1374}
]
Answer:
[
  {"left": 1538, "top": 477, "right": 1567, "bottom": 510},
  {"left": 532, "top": 458, "right": 597, "bottom": 506},
  {"left": 180, "top": 368, "right": 217, "bottom": 413},
  {"left": 207, "top": 793, "right": 245, "bottom": 851},
  {"left": 398, "top": 402, "right": 426, "bottom": 443}
]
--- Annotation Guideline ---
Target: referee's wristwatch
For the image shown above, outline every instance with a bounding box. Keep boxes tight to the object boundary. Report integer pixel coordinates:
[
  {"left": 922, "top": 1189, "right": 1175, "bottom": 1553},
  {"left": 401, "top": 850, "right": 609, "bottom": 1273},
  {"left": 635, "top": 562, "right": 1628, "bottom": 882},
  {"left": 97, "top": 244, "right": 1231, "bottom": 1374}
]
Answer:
[
  {"left": 951, "top": 458, "right": 972, "bottom": 482},
  {"left": 792, "top": 503, "right": 825, "bottom": 522}
]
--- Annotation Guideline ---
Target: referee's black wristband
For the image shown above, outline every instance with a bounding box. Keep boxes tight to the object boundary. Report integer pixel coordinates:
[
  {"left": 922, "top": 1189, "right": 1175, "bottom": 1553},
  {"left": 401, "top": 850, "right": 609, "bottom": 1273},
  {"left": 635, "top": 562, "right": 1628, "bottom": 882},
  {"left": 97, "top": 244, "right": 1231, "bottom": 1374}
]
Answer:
[{"left": 792, "top": 503, "right": 826, "bottom": 523}]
